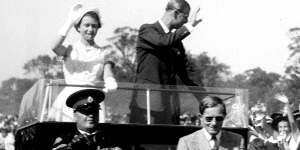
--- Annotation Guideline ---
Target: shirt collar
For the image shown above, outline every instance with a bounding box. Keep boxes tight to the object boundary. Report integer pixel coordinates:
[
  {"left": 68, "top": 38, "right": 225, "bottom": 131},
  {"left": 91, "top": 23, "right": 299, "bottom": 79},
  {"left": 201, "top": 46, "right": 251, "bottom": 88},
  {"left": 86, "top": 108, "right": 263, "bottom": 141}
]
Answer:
[
  {"left": 78, "top": 128, "right": 96, "bottom": 135},
  {"left": 158, "top": 19, "right": 170, "bottom": 33},
  {"left": 203, "top": 128, "right": 222, "bottom": 142}
]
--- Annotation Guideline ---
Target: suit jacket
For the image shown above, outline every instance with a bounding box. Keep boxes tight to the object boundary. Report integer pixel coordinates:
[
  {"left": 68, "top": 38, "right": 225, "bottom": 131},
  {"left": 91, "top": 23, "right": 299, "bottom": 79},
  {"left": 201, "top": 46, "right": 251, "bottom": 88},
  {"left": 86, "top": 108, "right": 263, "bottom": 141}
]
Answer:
[
  {"left": 135, "top": 21, "right": 196, "bottom": 86},
  {"left": 131, "top": 22, "right": 198, "bottom": 113},
  {"left": 177, "top": 129, "right": 245, "bottom": 150}
]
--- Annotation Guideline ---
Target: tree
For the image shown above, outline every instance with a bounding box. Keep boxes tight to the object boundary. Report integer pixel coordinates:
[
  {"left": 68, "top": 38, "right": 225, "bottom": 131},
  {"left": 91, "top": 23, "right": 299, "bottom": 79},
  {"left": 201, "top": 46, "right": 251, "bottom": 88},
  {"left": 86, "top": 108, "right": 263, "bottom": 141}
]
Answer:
[
  {"left": 227, "top": 67, "right": 282, "bottom": 112},
  {"left": 23, "top": 55, "right": 63, "bottom": 79},
  {"left": 283, "top": 27, "right": 300, "bottom": 110},
  {"left": 187, "top": 52, "right": 231, "bottom": 87},
  {"left": 105, "top": 26, "right": 139, "bottom": 82},
  {"left": 245, "top": 68, "right": 281, "bottom": 89},
  {"left": 282, "top": 74, "right": 300, "bottom": 110},
  {"left": 225, "top": 74, "right": 248, "bottom": 89},
  {"left": 0, "top": 54, "right": 63, "bottom": 114},
  {"left": 0, "top": 77, "right": 36, "bottom": 113}
]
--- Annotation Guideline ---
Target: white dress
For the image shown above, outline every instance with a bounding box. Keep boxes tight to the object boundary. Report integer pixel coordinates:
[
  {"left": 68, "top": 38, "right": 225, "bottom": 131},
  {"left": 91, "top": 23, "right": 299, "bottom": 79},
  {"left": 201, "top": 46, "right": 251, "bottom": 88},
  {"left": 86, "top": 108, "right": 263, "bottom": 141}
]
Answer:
[{"left": 48, "top": 41, "right": 113, "bottom": 122}]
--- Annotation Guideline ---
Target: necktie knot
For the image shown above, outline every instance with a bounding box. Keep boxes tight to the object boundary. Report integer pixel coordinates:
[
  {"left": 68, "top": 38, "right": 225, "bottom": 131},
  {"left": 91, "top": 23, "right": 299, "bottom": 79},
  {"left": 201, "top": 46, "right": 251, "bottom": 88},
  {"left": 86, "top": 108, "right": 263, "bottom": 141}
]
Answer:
[{"left": 211, "top": 135, "right": 216, "bottom": 140}]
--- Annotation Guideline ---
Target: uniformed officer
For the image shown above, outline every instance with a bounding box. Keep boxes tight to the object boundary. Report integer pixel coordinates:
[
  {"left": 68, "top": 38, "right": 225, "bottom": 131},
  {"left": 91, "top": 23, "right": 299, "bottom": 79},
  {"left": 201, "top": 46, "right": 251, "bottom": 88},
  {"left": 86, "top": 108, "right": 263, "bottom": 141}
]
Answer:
[{"left": 52, "top": 88, "right": 105, "bottom": 150}]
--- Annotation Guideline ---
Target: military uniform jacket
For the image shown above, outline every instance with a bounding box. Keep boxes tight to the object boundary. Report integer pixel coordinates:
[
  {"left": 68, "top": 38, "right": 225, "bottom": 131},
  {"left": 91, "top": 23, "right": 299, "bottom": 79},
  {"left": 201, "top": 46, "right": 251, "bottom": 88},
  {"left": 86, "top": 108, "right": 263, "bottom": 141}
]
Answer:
[{"left": 52, "top": 129, "right": 98, "bottom": 150}]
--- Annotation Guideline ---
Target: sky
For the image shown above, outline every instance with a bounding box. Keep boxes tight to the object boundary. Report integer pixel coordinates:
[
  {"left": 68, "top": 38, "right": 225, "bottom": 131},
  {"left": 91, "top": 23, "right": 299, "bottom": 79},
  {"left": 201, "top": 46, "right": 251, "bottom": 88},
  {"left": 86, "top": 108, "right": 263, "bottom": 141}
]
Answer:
[{"left": 1, "top": 0, "right": 300, "bottom": 83}]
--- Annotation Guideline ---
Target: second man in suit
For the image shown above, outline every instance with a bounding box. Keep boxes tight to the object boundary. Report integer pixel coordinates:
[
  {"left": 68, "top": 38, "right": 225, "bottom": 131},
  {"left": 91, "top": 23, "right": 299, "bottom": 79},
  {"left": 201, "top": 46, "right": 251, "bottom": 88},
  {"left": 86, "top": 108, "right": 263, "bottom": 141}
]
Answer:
[
  {"left": 130, "top": 0, "right": 204, "bottom": 124},
  {"left": 177, "top": 96, "right": 245, "bottom": 150}
]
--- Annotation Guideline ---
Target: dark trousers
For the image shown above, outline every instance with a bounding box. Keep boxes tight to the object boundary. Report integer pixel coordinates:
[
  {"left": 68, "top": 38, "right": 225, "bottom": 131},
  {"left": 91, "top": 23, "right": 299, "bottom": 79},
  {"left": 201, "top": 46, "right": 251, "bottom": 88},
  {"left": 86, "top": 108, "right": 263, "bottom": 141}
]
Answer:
[
  {"left": 129, "top": 90, "right": 180, "bottom": 124},
  {"left": 129, "top": 78, "right": 180, "bottom": 125},
  {"left": 129, "top": 106, "right": 171, "bottom": 124}
]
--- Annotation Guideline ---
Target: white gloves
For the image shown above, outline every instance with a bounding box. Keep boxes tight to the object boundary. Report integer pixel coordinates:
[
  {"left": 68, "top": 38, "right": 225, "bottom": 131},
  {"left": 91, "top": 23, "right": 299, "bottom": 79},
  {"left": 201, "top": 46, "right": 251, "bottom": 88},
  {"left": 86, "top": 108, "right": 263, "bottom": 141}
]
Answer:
[
  {"left": 274, "top": 94, "right": 289, "bottom": 104},
  {"left": 58, "top": 3, "right": 83, "bottom": 36},
  {"left": 103, "top": 77, "right": 118, "bottom": 93},
  {"left": 67, "top": 3, "right": 83, "bottom": 24},
  {"left": 275, "top": 94, "right": 289, "bottom": 116}
]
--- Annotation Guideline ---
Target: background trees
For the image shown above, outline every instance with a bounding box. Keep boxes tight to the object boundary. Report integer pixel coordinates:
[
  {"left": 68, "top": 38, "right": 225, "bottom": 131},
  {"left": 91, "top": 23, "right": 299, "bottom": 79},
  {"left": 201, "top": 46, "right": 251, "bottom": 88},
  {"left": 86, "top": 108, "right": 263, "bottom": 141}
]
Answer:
[
  {"left": 281, "top": 27, "right": 300, "bottom": 111},
  {"left": 23, "top": 55, "right": 63, "bottom": 79},
  {"left": 0, "top": 55, "right": 62, "bottom": 114},
  {"left": 104, "top": 26, "right": 138, "bottom": 82},
  {"left": 187, "top": 52, "right": 230, "bottom": 87}
]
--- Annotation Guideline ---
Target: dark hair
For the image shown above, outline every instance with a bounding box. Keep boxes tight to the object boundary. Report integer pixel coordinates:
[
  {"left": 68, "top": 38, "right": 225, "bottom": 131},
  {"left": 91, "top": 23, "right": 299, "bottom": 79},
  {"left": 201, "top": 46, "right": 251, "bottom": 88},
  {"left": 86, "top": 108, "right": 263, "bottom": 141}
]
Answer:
[
  {"left": 274, "top": 117, "right": 290, "bottom": 131},
  {"left": 165, "top": 0, "right": 190, "bottom": 12},
  {"left": 74, "top": 11, "right": 102, "bottom": 32},
  {"left": 199, "top": 96, "right": 226, "bottom": 116}
]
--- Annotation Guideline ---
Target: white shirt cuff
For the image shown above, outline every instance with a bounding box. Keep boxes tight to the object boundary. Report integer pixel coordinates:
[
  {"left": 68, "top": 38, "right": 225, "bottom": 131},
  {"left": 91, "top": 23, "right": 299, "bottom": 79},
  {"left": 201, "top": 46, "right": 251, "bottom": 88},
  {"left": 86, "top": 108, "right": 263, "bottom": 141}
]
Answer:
[{"left": 184, "top": 23, "right": 194, "bottom": 32}]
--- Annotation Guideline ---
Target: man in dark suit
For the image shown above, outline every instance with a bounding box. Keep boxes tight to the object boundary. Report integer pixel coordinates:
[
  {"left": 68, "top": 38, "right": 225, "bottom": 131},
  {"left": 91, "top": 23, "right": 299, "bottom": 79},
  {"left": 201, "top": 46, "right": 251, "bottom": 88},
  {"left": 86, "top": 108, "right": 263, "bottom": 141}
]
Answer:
[
  {"left": 129, "top": 0, "right": 204, "bottom": 124},
  {"left": 52, "top": 89, "right": 106, "bottom": 150},
  {"left": 177, "top": 96, "right": 245, "bottom": 150}
]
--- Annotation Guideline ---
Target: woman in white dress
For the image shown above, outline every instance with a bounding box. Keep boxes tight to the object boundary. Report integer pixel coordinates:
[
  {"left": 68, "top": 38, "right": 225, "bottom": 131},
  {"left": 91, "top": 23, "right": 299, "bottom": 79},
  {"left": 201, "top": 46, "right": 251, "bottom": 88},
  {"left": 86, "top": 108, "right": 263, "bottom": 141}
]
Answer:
[{"left": 48, "top": 4, "right": 117, "bottom": 122}]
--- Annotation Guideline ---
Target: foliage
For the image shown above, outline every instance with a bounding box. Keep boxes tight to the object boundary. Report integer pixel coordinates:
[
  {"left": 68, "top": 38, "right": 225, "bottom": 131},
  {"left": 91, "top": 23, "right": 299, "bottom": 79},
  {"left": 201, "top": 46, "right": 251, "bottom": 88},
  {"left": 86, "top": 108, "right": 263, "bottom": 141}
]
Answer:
[
  {"left": 282, "top": 27, "right": 300, "bottom": 110},
  {"left": 104, "top": 26, "right": 138, "bottom": 82},
  {"left": 187, "top": 52, "right": 231, "bottom": 87},
  {"left": 0, "top": 77, "right": 36, "bottom": 113},
  {"left": 0, "top": 55, "right": 62, "bottom": 114},
  {"left": 282, "top": 73, "right": 300, "bottom": 111},
  {"left": 226, "top": 68, "right": 282, "bottom": 113},
  {"left": 225, "top": 74, "right": 248, "bottom": 89},
  {"left": 23, "top": 55, "right": 63, "bottom": 79}
]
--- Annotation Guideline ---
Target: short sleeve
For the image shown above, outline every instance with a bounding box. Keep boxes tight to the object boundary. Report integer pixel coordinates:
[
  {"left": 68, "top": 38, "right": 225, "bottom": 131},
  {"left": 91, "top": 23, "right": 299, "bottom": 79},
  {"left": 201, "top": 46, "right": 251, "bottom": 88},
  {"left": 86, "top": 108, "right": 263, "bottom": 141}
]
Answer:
[
  {"left": 102, "top": 49, "right": 116, "bottom": 68},
  {"left": 54, "top": 41, "right": 73, "bottom": 59}
]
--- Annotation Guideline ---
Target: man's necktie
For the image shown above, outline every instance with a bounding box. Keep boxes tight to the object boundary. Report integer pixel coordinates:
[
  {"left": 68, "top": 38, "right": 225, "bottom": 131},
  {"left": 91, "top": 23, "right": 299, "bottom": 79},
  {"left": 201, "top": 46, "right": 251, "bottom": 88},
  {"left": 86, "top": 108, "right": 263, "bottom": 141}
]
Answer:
[{"left": 211, "top": 135, "right": 218, "bottom": 150}]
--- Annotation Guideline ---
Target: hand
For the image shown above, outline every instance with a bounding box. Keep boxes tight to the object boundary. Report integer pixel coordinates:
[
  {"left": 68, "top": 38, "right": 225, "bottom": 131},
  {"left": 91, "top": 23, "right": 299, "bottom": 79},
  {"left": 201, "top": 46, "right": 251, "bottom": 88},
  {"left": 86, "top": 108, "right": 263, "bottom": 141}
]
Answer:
[
  {"left": 103, "top": 77, "right": 118, "bottom": 93},
  {"left": 69, "top": 134, "right": 93, "bottom": 148},
  {"left": 282, "top": 141, "right": 290, "bottom": 150},
  {"left": 70, "top": 134, "right": 85, "bottom": 145},
  {"left": 274, "top": 94, "right": 289, "bottom": 104},
  {"left": 52, "top": 144, "right": 68, "bottom": 150},
  {"left": 66, "top": 3, "right": 83, "bottom": 25},
  {"left": 189, "top": 6, "right": 202, "bottom": 27},
  {"left": 58, "top": 3, "right": 83, "bottom": 36}
]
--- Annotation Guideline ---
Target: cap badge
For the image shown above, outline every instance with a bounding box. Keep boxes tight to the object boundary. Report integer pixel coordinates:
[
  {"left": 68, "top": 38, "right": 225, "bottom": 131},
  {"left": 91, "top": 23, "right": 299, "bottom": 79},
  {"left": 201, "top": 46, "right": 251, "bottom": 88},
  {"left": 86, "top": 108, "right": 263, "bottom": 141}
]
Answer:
[{"left": 87, "top": 96, "right": 94, "bottom": 103}]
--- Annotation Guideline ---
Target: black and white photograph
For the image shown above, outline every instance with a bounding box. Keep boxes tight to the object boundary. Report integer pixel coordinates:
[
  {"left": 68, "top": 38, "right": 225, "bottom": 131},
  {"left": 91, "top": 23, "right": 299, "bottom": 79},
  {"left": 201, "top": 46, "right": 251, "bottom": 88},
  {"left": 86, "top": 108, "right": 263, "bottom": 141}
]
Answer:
[{"left": 0, "top": 0, "right": 300, "bottom": 149}]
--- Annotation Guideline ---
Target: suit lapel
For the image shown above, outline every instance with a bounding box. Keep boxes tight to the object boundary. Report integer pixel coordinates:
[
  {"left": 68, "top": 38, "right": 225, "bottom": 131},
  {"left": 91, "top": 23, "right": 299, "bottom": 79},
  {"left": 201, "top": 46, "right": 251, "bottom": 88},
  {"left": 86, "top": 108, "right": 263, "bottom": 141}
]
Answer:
[
  {"left": 219, "top": 131, "right": 231, "bottom": 150},
  {"left": 189, "top": 131, "right": 201, "bottom": 150},
  {"left": 190, "top": 129, "right": 211, "bottom": 150},
  {"left": 218, "top": 131, "right": 225, "bottom": 150},
  {"left": 154, "top": 21, "right": 166, "bottom": 35},
  {"left": 187, "top": 129, "right": 242, "bottom": 150}
]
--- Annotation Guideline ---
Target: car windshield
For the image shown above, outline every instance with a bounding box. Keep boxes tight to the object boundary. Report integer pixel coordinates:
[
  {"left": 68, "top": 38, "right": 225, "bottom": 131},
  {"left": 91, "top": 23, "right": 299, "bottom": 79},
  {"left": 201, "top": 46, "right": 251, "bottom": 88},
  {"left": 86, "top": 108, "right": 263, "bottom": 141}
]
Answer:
[{"left": 17, "top": 79, "right": 249, "bottom": 128}]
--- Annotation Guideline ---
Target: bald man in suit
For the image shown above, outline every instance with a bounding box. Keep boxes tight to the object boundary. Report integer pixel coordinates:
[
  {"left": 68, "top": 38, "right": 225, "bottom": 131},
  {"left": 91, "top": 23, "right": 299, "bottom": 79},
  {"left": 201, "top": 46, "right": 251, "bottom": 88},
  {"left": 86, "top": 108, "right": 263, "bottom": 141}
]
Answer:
[{"left": 129, "top": 0, "right": 204, "bottom": 124}]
